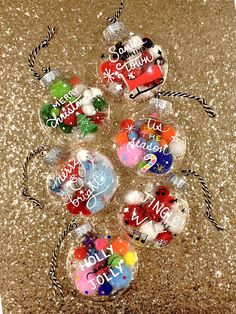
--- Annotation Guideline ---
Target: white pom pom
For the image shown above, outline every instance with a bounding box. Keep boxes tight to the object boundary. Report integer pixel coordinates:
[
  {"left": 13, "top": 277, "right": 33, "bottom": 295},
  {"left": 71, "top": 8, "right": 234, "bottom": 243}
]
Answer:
[
  {"left": 125, "top": 190, "right": 144, "bottom": 205},
  {"left": 125, "top": 35, "right": 143, "bottom": 53},
  {"left": 90, "top": 87, "right": 103, "bottom": 98},
  {"left": 139, "top": 220, "right": 164, "bottom": 241},
  {"left": 72, "top": 84, "right": 86, "bottom": 97},
  {"left": 149, "top": 45, "right": 163, "bottom": 59},
  {"left": 168, "top": 138, "right": 186, "bottom": 157},
  {"left": 76, "top": 149, "right": 90, "bottom": 161},
  {"left": 82, "top": 89, "right": 93, "bottom": 105},
  {"left": 163, "top": 202, "right": 188, "bottom": 234},
  {"left": 81, "top": 104, "right": 96, "bottom": 116}
]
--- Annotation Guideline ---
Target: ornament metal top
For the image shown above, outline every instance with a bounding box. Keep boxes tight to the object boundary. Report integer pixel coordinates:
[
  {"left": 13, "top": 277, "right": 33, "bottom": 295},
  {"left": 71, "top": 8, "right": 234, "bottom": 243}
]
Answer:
[{"left": 99, "top": 21, "right": 168, "bottom": 102}]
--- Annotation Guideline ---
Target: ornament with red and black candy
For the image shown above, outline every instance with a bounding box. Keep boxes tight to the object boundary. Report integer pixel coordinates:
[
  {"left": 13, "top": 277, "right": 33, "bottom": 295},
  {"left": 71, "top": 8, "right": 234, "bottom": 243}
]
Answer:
[
  {"left": 118, "top": 183, "right": 189, "bottom": 249},
  {"left": 115, "top": 112, "right": 186, "bottom": 177},
  {"left": 40, "top": 71, "right": 109, "bottom": 140},
  {"left": 47, "top": 147, "right": 117, "bottom": 217},
  {"left": 100, "top": 21, "right": 168, "bottom": 101},
  {"left": 66, "top": 222, "right": 138, "bottom": 300}
]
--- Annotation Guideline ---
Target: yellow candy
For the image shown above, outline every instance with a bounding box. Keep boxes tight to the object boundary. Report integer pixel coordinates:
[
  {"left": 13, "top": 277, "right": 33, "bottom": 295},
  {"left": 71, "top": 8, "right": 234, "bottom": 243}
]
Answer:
[{"left": 123, "top": 251, "right": 137, "bottom": 266}]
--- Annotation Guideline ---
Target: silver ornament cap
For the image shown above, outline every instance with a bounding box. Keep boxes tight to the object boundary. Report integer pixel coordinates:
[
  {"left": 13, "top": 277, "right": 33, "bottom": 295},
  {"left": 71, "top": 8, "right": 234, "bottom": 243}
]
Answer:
[
  {"left": 103, "top": 21, "right": 129, "bottom": 42},
  {"left": 43, "top": 146, "right": 63, "bottom": 166},
  {"left": 72, "top": 222, "right": 92, "bottom": 238},
  {"left": 40, "top": 69, "right": 60, "bottom": 87}
]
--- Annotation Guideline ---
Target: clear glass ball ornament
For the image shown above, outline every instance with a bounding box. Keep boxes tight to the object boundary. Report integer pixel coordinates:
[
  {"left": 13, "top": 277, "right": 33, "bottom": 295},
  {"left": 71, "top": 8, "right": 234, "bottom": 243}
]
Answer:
[
  {"left": 40, "top": 70, "right": 110, "bottom": 143},
  {"left": 99, "top": 21, "right": 168, "bottom": 102},
  {"left": 45, "top": 144, "right": 118, "bottom": 217},
  {"left": 117, "top": 180, "right": 189, "bottom": 249},
  {"left": 66, "top": 222, "right": 138, "bottom": 300},
  {"left": 114, "top": 103, "right": 186, "bottom": 177}
]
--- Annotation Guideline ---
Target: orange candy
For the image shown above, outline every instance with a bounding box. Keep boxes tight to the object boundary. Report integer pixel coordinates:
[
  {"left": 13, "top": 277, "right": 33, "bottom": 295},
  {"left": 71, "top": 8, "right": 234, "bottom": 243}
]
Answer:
[
  {"left": 112, "top": 238, "right": 130, "bottom": 256},
  {"left": 116, "top": 131, "right": 129, "bottom": 146},
  {"left": 161, "top": 125, "right": 176, "bottom": 143},
  {"left": 159, "top": 138, "right": 168, "bottom": 147}
]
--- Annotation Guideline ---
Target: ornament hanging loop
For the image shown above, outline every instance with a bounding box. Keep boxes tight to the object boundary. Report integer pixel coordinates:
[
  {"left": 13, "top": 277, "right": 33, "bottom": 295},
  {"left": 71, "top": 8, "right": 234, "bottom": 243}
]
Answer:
[
  {"left": 49, "top": 219, "right": 79, "bottom": 298},
  {"left": 107, "top": 0, "right": 125, "bottom": 24},
  {"left": 28, "top": 26, "right": 56, "bottom": 80},
  {"left": 156, "top": 90, "right": 217, "bottom": 118},
  {"left": 22, "top": 145, "right": 49, "bottom": 209},
  {"left": 181, "top": 169, "right": 224, "bottom": 231}
]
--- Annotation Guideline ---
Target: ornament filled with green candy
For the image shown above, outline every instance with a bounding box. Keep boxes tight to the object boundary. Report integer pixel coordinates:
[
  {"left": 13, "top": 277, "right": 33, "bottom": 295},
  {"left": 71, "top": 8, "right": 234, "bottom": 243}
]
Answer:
[{"left": 40, "top": 70, "right": 109, "bottom": 139}]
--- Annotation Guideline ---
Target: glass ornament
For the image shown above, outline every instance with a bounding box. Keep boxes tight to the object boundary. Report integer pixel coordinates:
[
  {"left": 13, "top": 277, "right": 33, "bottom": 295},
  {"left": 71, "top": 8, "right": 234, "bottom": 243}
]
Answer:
[
  {"left": 99, "top": 21, "right": 168, "bottom": 102},
  {"left": 66, "top": 222, "right": 138, "bottom": 300},
  {"left": 117, "top": 180, "right": 189, "bottom": 249},
  {"left": 40, "top": 70, "right": 110, "bottom": 142},
  {"left": 45, "top": 144, "right": 118, "bottom": 217},
  {"left": 114, "top": 102, "right": 186, "bottom": 177}
]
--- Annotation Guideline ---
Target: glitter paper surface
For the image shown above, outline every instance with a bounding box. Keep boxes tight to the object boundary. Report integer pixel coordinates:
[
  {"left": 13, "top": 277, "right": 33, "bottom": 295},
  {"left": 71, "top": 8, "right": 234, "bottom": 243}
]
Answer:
[{"left": 0, "top": 0, "right": 235, "bottom": 313}]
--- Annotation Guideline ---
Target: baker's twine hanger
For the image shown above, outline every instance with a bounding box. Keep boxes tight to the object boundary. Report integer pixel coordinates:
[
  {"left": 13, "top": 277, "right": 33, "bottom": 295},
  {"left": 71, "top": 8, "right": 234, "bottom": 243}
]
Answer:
[{"left": 28, "top": 26, "right": 56, "bottom": 80}]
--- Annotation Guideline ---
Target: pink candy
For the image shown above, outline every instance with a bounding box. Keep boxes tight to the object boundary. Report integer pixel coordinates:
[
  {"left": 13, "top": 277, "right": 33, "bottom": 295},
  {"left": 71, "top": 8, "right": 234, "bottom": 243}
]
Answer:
[
  {"left": 94, "top": 238, "right": 109, "bottom": 251},
  {"left": 117, "top": 144, "right": 144, "bottom": 168},
  {"left": 73, "top": 269, "right": 97, "bottom": 296}
]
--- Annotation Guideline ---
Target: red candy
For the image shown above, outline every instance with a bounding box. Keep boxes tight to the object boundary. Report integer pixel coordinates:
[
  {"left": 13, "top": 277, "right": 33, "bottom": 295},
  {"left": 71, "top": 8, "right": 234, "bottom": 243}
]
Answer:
[
  {"left": 69, "top": 76, "right": 81, "bottom": 86},
  {"left": 120, "top": 119, "right": 134, "bottom": 132},
  {"left": 60, "top": 104, "right": 77, "bottom": 127},
  {"left": 90, "top": 112, "right": 107, "bottom": 125},
  {"left": 100, "top": 60, "right": 125, "bottom": 84},
  {"left": 74, "top": 246, "right": 87, "bottom": 260},
  {"left": 123, "top": 204, "right": 148, "bottom": 227},
  {"left": 156, "top": 231, "right": 173, "bottom": 246}
]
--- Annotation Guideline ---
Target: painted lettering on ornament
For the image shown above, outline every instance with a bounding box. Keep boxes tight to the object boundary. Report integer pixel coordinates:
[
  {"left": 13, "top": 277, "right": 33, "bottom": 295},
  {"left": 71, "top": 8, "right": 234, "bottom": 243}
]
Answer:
[
  {"left": 80, "top": 245, "right": 114, "bottom": 271},
  {"left": 47, "top": 95, "right": 83, "bottom": 128}
]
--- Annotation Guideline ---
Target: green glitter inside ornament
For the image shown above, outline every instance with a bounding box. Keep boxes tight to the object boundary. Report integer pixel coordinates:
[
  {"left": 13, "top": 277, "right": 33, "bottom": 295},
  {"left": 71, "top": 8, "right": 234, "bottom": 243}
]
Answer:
[
  {"left": 77, "top": 114, "right": 98, "bottom": 136},
  {"left": 92, "top": 96, "right": 107, "bottom": 112},
  {"left": 50, "top": 79, "right": 72, "bottom": 99}
]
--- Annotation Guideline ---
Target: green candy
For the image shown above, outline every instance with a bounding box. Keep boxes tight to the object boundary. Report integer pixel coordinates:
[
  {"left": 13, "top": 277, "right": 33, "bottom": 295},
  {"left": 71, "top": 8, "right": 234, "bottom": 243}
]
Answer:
[
  {"left": 59, "top": 123, "right": 73, "bottom": 133},
  {"left": 137, "top": 160, "right": 148, "bottom": 170},
  {"left": 51, "top": 108, "right": 60, "bottom": 116},
  {"left": 108, "top": 254, "right": 122, "bottom": 268},
  {"left": 41, "top": 103, "right": 54, "bottom": 127},
  {"left": 50, "top": 79, "right": 72, "bottom": 99},
  {"left": 77, "top": 114, "right": 98, "bottom": 136},
  {"left": 92, "top": 96, "right": 107, "bottom": 112},
  {"left": 67, "top": 96, "right": 78, "bottom": 104}
]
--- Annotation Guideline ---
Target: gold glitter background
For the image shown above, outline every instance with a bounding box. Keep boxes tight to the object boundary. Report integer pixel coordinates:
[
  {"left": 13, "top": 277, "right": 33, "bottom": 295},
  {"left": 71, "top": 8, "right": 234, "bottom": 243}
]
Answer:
[{"left": 0, "top": 0, "right": 236, "bottom": 313}]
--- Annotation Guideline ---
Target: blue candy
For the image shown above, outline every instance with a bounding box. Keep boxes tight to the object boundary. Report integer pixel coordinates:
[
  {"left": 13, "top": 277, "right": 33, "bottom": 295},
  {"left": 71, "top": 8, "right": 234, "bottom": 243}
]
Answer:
[
  {"left": 149, "top": 151, "right": 173, "bottom": 174},
  {"left": 146, "top": 139, "right": 160, "bottom": 152},
  {"left": 128, "top": 131, "right": 138, "bottom": 141},
  {"left": 98, "top": 282, "right": 113, "bottom": 296},
  {"left": 109, "top": 265, "right": 132, "bottom": 289}
]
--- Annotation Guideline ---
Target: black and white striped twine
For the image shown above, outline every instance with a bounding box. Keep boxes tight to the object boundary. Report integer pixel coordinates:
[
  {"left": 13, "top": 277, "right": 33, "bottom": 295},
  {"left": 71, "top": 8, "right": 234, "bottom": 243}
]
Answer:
[
  {"left": 49, "top": 220, "right": 78, "bottom": 297},
  {"left": 28, "top": 26, "right": 56, "bottom": 80},
  {"left": 156, "top": 90, "right": 217, "bottom": 118},
  {"left": 182, "top": 169, "right": 223, "bottom": 231},
  {"left": 22, "top": 145, "right": 49, "bottom": 209},
  {"left": 107, "top": 0, "right": 125, "bottom": 24}
]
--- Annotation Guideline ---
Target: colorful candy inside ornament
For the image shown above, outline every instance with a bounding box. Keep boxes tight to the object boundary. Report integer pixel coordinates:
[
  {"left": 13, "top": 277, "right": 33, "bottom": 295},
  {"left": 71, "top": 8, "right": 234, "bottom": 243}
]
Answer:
[
  {"left": 67, "top": 222, "right": 138, "bottom": 299},
  {"left": 40, "top": 72, "right": 109, "bottom": 140},
  {"left": 118, "top": 184, "right": 189, "bottom": 249},
  {"left": 47, "top": 148, "right": 117, "bottom": 216},
  {"left": 99, "top": 24, "right": 168, "bottom": 101},
  {"left": 115, "top": 116, "right": 186, "bottom": 176}
]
